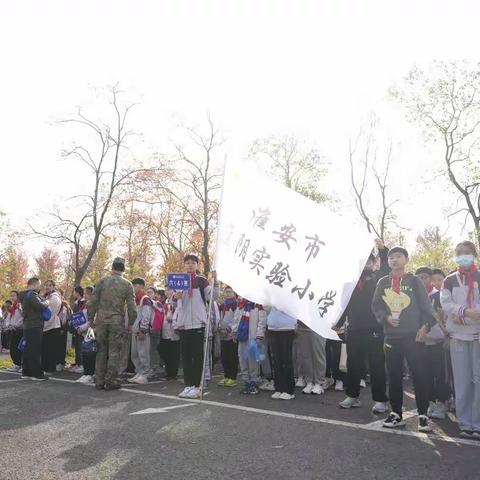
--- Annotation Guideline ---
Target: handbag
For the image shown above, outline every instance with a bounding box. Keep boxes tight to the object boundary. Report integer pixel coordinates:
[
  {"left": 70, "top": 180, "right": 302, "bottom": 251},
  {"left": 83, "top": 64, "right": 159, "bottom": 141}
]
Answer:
[{"left": 81, "top": 327, "right": 97, "bottom": 354}]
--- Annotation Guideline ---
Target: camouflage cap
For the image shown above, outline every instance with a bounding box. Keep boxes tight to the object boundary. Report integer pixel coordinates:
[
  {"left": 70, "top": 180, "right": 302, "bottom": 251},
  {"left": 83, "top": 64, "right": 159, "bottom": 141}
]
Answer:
[{"left": 113, "top": 257, "right": 126, "bottom": 266}]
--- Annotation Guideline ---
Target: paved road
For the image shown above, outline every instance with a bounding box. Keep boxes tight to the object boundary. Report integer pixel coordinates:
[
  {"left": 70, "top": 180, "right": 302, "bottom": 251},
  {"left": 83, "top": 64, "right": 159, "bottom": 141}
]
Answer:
[{"left": 0, "top": 369, "right": 479, "bottom": 480}]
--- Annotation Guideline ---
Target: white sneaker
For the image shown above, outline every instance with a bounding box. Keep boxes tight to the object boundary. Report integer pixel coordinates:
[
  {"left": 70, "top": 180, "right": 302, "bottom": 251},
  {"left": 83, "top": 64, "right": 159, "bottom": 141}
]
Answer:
[
  {"left": 271, "top": 392, "right": 282, "bottom": 400},
  {"left": 6, "top": 365, "right": 21, "bottom": 372},
  {"left": 56, "top": 364, "right": 64, "bottom": 372},
  {"left": 71, "top": 366, "right": 84, "bottom": 374},
  {"left": 295, "top": 377, "right": 307, "bottom": 388},
  {"left": 360, "top": 379, "right": 367, "bottom": 389},
  {"left": 131, "top": 374, "right": 148, "bottom": 385},
  {"left": 128, "top": 374, "right": 140, "bottom": 383},
  {"left": 427, "top": 401, "right": 435, "bottom": 417},
  {"left": 339, "top": 396, "right": 361, "bottom": 409},
  {"left": 76, "top": 375, "right": 88, "bottom": 383},
  {"left": 179, "top": 386, "right": 193, "bottom": 398},
  {"left": 372, "top": 402, "right": 389, "bottom": 414},
  {"left": 83, "top": 375, "right": 95, "bottom": 384},
  {"left": 279, "top": 392, "right": 295, "bottom": 400},
  {"left": 335, "top": 380, "right": 344, "bottom": 391},
  {"left": 311, "top": 384, "right": 325, "bottom": 395},
  {"left": 430, "top": 401, "right": 447, "bottom": 420},
  {"left": 322, "top": 377, "right": 335, "bottom": 390},
  {"left": 259, "top": 380, "right": 275, "bottom": 391},
  {"left": 186, "top": 387, "right": 201, "bottom": 399},
  {"left": 302, "top": 382, "right": 314, "bottom": 394}
]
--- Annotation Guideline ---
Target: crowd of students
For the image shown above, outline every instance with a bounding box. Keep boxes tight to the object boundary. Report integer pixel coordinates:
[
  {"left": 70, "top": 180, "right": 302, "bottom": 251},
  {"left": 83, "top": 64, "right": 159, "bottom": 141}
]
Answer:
[{"left": 1, "top": 241, "right": 480, "bottom": 439}]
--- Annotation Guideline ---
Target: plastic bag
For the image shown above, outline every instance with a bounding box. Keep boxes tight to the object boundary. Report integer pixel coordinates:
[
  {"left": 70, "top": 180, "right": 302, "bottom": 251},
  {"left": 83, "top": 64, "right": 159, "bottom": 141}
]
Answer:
[
  {"left": 242, "top": 339, "right": 266, "bottom": 363},
  {"left": 81, "top": 327, "right": 97, "bottom": 354}
]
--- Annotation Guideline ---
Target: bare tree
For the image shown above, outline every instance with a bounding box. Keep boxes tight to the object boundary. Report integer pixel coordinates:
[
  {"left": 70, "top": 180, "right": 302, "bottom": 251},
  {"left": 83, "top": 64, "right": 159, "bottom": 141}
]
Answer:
[
  {"left": 249, "top": 135, "right": 330, "bottom": 203},
  {"left": 391, "top": 61, "right": 480, "bottom": 243},
  {"left": 139, "top": 115, "right": 223, "bottom": 274},
  {"left": 29, "top": 85, "right": 144, "bottom": 287},
  {"left": 348, "top": 129, "right": 399, "bottom": 242}
]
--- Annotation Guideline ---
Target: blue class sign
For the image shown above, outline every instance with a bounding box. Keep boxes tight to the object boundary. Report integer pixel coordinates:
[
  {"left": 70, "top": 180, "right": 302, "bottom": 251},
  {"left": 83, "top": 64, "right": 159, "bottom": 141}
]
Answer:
[{"left": 167, "top": 273, "right": 191, "bottom": 291}]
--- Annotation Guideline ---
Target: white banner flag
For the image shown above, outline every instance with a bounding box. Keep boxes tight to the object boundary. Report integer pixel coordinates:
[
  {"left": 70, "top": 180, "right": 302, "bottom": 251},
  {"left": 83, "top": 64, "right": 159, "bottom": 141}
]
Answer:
[{"left": 215, "top": 160, "right": 374, "bottom": 340}]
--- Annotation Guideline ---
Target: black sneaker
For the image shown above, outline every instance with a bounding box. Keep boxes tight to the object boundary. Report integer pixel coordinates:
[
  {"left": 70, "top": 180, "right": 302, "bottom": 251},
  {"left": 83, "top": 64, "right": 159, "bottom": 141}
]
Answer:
[
  {"left": 240, "top": 382, "right": 251, "bottom": 395},
  {"left": 383, "top": 412, "right": 405, "bottom": 428},
  {"left": 31, "top": 375, "right": 49, "bottom": 382},
  {"left": 95, "top": 384, "right": 105, "bottom": 390},
  {"left": 105, "top": 383, "right": 122, "bottom": 391},
  {"left": 460, "top": 430, "right": 473, "bottom": 439},
  {"left": 418, "top": 415, "right": 432, "bottom": 433},
  {"left": 249, "top": 383, "right": 259, "bottom": 395}
]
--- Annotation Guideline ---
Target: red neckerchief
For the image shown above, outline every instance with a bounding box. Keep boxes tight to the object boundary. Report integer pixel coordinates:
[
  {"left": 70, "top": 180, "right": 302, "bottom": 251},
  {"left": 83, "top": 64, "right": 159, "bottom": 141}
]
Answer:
[
  {"left": 9, "top": 301, "right": 18, "bottom": 316},
  {"left": 188, "top": 272, "right": 196, "bottom": 298},
  {"left": 458, "top": 264, "right": 478, "bottom": 308},
  {"left": 426, "top": 284, "right": 434, "bottom": 294},
  {"left": 391, "top": 273, "right": 407, "bottom": 294},
  {"left": 135, "top": 291, "right": 146, "bottom": 305}
]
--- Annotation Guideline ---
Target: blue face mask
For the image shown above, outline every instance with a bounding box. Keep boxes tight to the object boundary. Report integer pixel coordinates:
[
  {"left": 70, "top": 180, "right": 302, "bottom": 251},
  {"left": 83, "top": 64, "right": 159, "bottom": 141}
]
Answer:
[{"left": 454, "top": 254, "right": 475, "bottom": 268}]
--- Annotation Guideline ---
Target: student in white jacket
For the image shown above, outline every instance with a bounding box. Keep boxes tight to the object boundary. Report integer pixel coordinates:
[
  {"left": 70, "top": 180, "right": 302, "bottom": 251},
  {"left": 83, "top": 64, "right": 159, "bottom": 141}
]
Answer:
[
  {"left": 42, "top": 280, "right": 62, "bottom": 375},
  {"left": 232, "top": 299, "right": 267, "bottom": 395},
  {"left": 440, "top": 241, "right": 480, "bottom": 439},
  {"left": 5, "top": 290, "right": 24, "bottom": 372},
  {"left": 129, "top": 278, "right": 154, "bottom": 385}
]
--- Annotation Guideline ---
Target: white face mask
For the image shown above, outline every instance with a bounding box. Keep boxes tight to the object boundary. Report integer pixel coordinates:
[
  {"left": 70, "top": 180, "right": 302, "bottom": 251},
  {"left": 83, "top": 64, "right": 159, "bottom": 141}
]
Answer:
[{"left": 454, "top": 254, "right": 475, "bottom": 268}]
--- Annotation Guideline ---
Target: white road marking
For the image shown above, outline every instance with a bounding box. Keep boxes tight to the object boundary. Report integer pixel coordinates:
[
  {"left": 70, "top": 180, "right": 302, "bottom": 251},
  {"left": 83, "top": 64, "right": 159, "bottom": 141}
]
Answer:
[
  {"left": 130, "top": 403, "right": 197, "bottom": 415},
  {"left": 1, "top": 369, "right": 478, "bottom": 448},
  {"left": 0, "top": 378, "right": 26, "bottom": 383}
]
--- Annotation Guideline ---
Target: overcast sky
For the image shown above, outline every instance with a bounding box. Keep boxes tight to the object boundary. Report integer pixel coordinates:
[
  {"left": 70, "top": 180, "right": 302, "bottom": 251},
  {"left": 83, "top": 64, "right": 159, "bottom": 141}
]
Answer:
[{"left": 1, "top": 0, "right": 478, "bottom": 256}]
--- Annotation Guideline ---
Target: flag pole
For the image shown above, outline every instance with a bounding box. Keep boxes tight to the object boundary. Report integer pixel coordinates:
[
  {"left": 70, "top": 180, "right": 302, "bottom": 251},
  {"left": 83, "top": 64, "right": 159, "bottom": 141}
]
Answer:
[
  {"left": 199, "top": 275, "right": 215, "bottom": 401},
  {"left": 199, "top": 155, "right": 227, "bottom": 401}
]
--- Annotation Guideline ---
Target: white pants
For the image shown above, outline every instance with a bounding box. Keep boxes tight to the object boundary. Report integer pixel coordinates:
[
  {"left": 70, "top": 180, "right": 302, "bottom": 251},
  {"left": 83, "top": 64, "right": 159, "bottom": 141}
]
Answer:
[
  {"left": 450, "top": 338, "right": 480, "bottom": 431},
  {"left": 131, "top": 334, "right": 151, "bottom": 376}
]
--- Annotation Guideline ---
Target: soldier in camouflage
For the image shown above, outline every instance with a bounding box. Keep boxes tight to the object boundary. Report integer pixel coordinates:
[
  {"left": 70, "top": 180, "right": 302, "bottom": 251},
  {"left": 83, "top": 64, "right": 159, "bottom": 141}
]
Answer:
[{"left": 87, "top": 257, "right": 137, "bottom": 391}]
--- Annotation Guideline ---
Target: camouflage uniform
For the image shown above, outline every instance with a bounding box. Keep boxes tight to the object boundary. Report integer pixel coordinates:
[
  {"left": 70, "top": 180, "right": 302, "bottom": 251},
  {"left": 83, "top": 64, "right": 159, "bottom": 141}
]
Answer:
[{"left": 88, "top": 266, "right": 137, "bottom": 387}]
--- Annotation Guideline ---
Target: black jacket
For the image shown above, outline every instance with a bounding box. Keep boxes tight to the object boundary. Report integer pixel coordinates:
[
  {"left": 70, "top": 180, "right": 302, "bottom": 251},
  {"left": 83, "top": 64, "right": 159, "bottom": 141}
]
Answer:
[
  {"left": 340, "top": 247, "right": 390, "bottom": 333},
  {"left": 20, "top": 289, "right": 49, "bottom": 330}
]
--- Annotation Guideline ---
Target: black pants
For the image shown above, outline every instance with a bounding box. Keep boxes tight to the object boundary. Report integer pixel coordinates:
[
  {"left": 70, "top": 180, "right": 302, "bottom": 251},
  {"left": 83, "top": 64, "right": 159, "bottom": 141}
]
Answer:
[
  {"left": 73, "top": 332, "right": 83, "bottom": 366},
  {"left": 270, "top": 330, "right": 295, "bottom": 395},
  {"left": 346, "top": 330, "right": 388, "bottom": 402},
  {"left": 179, "top": 329, "right": 205, "bottom": 387},
  {"left": 425, "top": 343, "right": 449, "bottom": 402},
  {"left": 220, "top": 340, "right": 238, "bottom": 380},
  {"left": 325, "top": 339, "right": 345, "bottom": 382},
  {"left": 1, "top": 330, "right": 10, "bottom": 349},
  {"left": 9, "top": 329, "right": 24, "bottom": 367},
  {"left": 42, "top": 328, "right": 62, "bottom": 373},
  {"left": 23, "top": 326, "right": 43, "bottom": 377},
  {"left": 385, "top": 337, "right": 429, "bottom": 416},
  {"left": 57, "top": 327, "right": 68, "bottom": 366},
  {"left": 82, "top": 352, "right": 96, "bottom": 376},
  {"left": 159, "top": 339, "right": 181, "bottom": 378}
]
